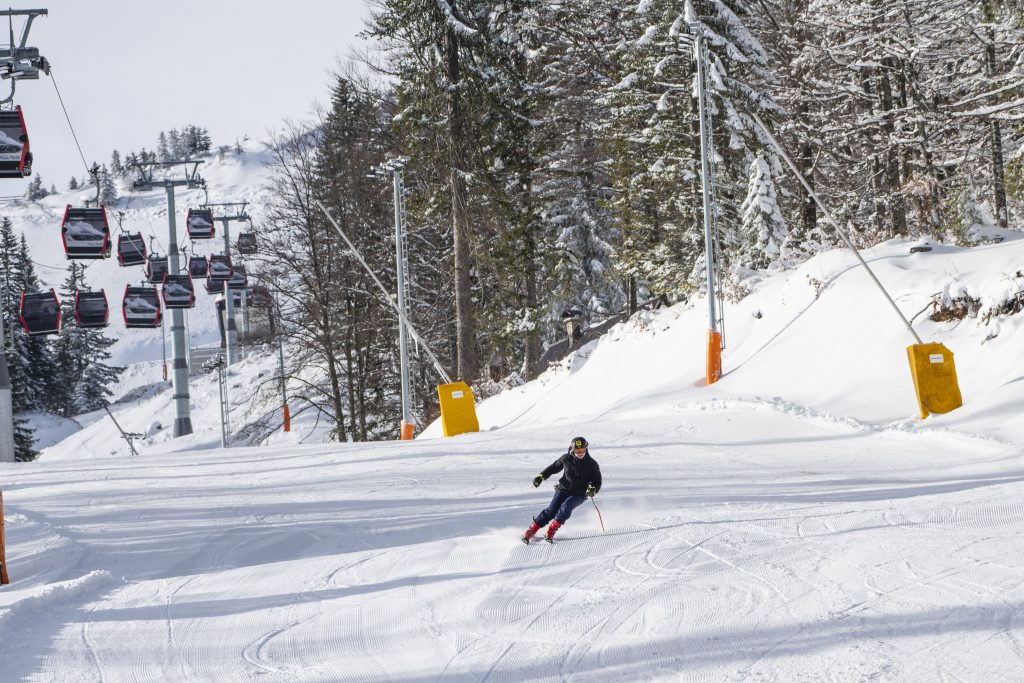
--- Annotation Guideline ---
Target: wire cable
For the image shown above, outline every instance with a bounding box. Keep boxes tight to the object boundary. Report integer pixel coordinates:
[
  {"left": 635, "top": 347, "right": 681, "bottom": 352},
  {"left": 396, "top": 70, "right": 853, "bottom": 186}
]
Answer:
[{"left": 49, "top": 69, "right": 91, "bottom": 175}]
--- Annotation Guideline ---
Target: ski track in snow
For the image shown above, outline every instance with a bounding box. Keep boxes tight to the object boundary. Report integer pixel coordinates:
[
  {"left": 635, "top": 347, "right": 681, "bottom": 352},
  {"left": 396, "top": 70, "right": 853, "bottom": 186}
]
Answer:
[{"left": 3, "top": 408, "right": 1024, "bottom": 680}]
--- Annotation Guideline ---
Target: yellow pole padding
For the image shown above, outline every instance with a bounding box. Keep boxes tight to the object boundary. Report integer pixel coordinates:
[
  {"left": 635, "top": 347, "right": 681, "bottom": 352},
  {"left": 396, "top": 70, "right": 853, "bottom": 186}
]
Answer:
[
  {"left": 906, "top": 343, "right": 963, "bottom": 419},
  {"left": 437, "top": 381, "right": 480, "bottom": 437},
  {"left": 1, "top": 490, "right": 9, "bottom": 585},
  {"left": 706, "top": 329, "right": 723, "bottom": 385}
]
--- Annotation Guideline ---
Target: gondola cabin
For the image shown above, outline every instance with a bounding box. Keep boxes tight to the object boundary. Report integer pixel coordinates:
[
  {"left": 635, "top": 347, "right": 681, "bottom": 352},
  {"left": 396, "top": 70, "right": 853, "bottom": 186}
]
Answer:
[
  {"left": 0, "top": 106, "right": 31, "bottom": 178},
  {"left": 146, "top": 255, "right": 169, "bottom": 284},
  {"left": 162, "top": 274, "right": 195, "bottom": 309},
  {"left": 122, "top": 286, "right": 161, "bottom": 328},
  {"left": 117, "top": 233, "right": 147, "bottom": 266},
  {"left": 61, "top": 206, "right": 111, "bottom": 259},
  {"left": 236, "top": 231, "right": 257, "bottom": 255},
  {"left": 186, "top": 208, "right": 215, "bottom": 239},
  {"left": 188, "top": 255, "right": 208, "bottom": 278},
  {"left": 19, "top": 289, "right": 60, "bottom": 335},
  {"left": 226, "top": 265, "right": 247, "bottom": 290},
  {"left": 74, "top": 290, "right": 109, "bottom": 328},
  {"left": 208, "top": 254, "right": 232, "bottom": 283}
]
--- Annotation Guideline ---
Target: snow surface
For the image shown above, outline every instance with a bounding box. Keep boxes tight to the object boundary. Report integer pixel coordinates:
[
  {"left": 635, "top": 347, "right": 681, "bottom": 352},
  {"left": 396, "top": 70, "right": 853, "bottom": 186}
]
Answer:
[{"left": 4, "top": 146, "right": 1024, "bottom": 680}]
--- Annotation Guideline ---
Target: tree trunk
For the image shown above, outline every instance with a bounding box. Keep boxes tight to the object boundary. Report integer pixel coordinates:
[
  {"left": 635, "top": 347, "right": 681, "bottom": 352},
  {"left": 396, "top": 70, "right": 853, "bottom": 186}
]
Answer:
[
  {"left": 446, "top": 11, "right": 479, "bottom": 382},
  {"left": 986, "top": 29, "right": 1009, "bottom": 228},
  {"left": 324, "top": 345, "right": 347, "bottom": 443}
]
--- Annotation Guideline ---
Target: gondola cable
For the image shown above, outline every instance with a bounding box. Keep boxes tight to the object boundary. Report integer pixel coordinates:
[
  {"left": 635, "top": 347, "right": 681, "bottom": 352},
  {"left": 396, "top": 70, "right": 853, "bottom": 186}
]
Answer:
[{"left": 48, "top": 69, "right": 90, "bottom": 175}]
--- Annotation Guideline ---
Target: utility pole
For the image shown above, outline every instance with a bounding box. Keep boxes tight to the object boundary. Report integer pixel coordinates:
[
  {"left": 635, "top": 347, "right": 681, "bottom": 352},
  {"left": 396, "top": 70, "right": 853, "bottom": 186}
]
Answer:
[
  {"left": 203, "top": 355, "right": 228, "bottom": 448},
  {"left": 687, "top": 20, "right": 724, "bottom": 385},
  {"left": 371, "top": 157, "right": 415, "bottom": 439},
  {"left": 276, "top": 333, "right": 290, "bottom": 432},
  {"left": 132, "top": 160, "right": 205, "bottom": 437},
  {"left": 203, "top": 202, "right": 249, "bottom": 368}
]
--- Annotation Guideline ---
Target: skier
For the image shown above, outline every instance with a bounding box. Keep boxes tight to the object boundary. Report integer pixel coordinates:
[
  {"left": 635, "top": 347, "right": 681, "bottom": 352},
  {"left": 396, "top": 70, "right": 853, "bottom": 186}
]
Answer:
[{"left": 522, "top": 436, "right": 602, "bottom": 543}]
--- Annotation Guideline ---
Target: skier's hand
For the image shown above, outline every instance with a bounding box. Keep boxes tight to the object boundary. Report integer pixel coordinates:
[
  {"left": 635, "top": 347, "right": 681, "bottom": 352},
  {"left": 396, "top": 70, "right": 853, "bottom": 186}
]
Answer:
[
  {"left": 586, "top": 484, "right": 597, "bottom": 498},
  {"left": 532, "top": 475, "right": 544, "bottom": 488}
]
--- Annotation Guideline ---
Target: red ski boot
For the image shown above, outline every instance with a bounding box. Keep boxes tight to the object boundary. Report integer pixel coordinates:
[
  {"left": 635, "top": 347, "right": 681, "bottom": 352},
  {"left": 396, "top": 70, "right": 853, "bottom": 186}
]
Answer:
[
  {"left": 544, "top": 520, "right": 562, "bottom": 543},
  {"left": 521, "top": 521, "right": 542, "bottom": 544}
]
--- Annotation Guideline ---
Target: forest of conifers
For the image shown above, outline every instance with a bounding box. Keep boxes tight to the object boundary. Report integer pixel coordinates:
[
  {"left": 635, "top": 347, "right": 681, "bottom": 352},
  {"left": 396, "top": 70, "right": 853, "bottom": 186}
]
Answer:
[{"left": 252, "top": 0, "right": 1022, "bottom": 441}]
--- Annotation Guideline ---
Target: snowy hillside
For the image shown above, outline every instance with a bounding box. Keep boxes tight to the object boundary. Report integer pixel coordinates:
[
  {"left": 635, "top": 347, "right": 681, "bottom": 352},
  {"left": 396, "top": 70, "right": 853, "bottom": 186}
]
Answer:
[
  {"left": 6, "top": 143, "right": 273, "bottom": 368},
  {"left": 2, "top": 206, "right": 1024, "bottom": 679}
]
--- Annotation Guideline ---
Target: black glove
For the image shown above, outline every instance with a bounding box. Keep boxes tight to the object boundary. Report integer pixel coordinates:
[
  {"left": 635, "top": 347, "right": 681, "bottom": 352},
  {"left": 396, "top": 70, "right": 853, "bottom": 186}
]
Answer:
[
  {"left": 532, "top": 474, "right": 545, "bottom": 488},
  {"left": 586, "top": 484, "right": 597, "bottom": 498}
]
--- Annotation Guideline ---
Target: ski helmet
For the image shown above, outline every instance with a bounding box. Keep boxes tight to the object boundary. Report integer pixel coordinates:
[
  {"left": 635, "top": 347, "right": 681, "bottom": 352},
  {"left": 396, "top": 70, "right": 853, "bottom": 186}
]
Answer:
[{"left": 571, "top": 436, "right": 588, "bottom": 450}]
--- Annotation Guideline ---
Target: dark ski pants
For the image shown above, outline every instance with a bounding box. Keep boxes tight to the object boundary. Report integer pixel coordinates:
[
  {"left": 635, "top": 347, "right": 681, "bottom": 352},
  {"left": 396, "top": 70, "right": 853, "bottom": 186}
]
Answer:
[{"left": 534, "top": 489, "right": 586, "bottom": 526}]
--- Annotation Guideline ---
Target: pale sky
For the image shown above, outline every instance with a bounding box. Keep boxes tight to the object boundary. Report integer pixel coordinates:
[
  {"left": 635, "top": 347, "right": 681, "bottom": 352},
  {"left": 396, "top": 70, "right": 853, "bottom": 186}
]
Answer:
[{"left": 2, "top": 0, "right": 371, "bottom": 194}]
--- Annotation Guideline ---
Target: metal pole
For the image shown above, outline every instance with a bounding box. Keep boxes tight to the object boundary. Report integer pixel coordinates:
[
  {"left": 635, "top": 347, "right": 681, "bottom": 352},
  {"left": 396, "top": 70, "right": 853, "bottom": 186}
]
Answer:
[
  {"left": 217, "top": 361, "right": 227, "bottom": 448},
  {"left": 160, "top": 307, "right": 168, "bottom": 382},
  {"left": 750, "top": 113, "right": 924, "bottom": 345},
  {"left": 165, "top": 187, "right": 193, "bottom": 436},
  {"left": 277, "top": 334, "right": 290, "bottom": 432},
  {"left": 240, "top": 287, "right": 249, "bottom": 340},
  {"left": 693, "top": 30, "right": 724, "bottom": 384},
  {"left": 103, "top": 405, "right": 139, "bottom": 456},
  {"left": 221, "top": 218, "right": 238, "bottom": 367},
  {"left": 393, "top": 168, "right": 412, "bottom": 437},
  {"left": 695, "top": 32, "right": 717, "bottom": 336}
]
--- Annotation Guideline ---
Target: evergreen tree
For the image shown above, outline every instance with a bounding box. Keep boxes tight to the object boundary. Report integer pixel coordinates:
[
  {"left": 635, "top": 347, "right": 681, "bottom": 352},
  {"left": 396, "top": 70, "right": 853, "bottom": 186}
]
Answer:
[
  {"left": 157, "top": 132, "right": 170, "bottom": 162},
  {"left": 68, "top": 176, "right": 78, "bottom": 191},
  {"left": 110, "top": 149, "right": 123, "bottom": 178},
  {"left": 24, "top": 174, "right": 47, "bottom": 201},
  {"left": 16, "top": 234, "right": 58, "bottom": 412},
  {"left": 0, "top": 217, "right": 36, "bottom": 459},
  {"left": 605, "top": 0, "right": 778, "bottom": 300},
  {"left": 740, "top": 156, "right": 787, "bottom": 270},
  {"left": 100, "top": 165, "right": 119, "bottom": 205}
]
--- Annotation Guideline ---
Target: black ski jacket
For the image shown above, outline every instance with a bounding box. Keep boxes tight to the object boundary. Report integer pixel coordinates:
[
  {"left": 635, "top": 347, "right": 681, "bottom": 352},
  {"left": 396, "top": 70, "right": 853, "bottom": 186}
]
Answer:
[{"left": 540, "top": 450, "right": 602, "bottom": 496}]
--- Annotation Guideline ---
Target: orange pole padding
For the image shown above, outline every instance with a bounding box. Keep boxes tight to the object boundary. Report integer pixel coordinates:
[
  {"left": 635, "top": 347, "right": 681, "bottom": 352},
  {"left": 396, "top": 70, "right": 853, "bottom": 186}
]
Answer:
[
  {"left": 706, "top": 329, "right": 723, "bottom": 385},
  {"left": 282, "top": 404, "right": 291, "bottom": 432},
  {"left": 400, "top": 421, "right": 415, "bottom": 441},
  {"left": 1, "top": 490, "right": 9, "bottom": 585}
]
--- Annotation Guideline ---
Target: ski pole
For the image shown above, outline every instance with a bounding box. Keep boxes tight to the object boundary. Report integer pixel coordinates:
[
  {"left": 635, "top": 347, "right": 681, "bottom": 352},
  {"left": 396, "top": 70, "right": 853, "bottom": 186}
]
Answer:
[{"left": 590, "top": 497, "right": 606, "bottom": 533}]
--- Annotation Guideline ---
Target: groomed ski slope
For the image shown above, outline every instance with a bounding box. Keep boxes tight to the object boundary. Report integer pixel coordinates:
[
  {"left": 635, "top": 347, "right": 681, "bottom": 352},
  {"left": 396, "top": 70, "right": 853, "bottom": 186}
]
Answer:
[
  {"left": 2, "top": 410, "right": 1023, "bottom": 681},
  {"left": 4, "top": 161, "right": 1024, "bottom": 679}
]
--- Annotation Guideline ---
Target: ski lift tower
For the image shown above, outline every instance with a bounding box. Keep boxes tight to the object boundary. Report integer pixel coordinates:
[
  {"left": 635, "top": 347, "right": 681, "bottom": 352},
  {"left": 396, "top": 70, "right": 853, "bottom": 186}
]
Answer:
[
  {"left": 202, "top": 201, "right": 249, "bottom": 368},
  {"left": 132, "top": 160, "right": 205, "bottom": 437},
  {"left": 0, "top": 8, "right": 50, "bottom": 105}
]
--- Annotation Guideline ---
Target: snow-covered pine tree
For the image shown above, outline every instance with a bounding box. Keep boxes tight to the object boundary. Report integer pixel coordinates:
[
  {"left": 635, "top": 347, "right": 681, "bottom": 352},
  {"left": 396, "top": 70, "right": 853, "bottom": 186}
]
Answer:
[
  {"left": 15, "top": 234, "right": 58, "bottom": 413},
  {"left": 68, "top": 177, "right": 78, "bottom": 191},
  {"left": 529, "top": 1, "right": 624, "bottom": 330},
  {"left": 51, "top": 261, "right": 123, "bottom": 415},
  {"left": 157, "top": 132, "right": 170, "bottom": 162},
  {"left": 24, "top": 174, "right": 46, "bottom": 201},
  {"left": 0, "top": 217, "right": 36, "bottom": 460},
  {"left": 100, "top": 165, "right": 118, "bottom": 205},
  {"left": 50, "top": 262, "right": 83, "bottom": 415},
  {"left": 740, "top": 156, "right": 787, "bottom": 269},
  {"left": 605, "top": 0, "right": 778, "bottom": 301},
  {"left": 367, "top": 0, "right": 516, "bottom": 381},
  {"left": 110, "top": 149, "right": 123, "bottom": 178}
]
